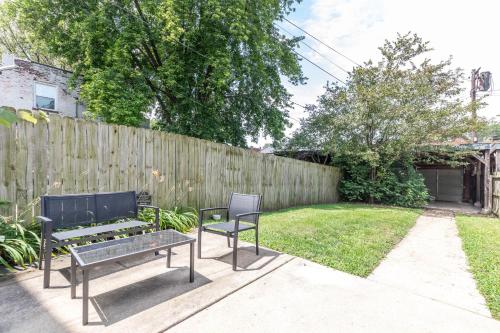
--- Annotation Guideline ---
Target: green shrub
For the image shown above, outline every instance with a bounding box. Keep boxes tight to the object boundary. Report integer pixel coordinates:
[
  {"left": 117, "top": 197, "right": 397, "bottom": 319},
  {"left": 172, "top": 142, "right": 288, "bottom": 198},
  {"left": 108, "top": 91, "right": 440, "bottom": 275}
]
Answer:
[
  {"left": 339, "top": 158, "right": 429, "bottom": 208},
  {"left": 139, "top": 207, "right": 198, "bottom": 233},
  {"left": 0, "top": 216, "right": 40, "bottom": 271}
]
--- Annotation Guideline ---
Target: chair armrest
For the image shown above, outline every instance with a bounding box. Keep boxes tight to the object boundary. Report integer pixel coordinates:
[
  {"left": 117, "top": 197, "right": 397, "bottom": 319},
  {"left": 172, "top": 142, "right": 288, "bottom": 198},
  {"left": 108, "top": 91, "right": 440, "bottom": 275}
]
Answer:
[
  {"left": 199, "top": 207, "right": 228, "bottom": 226},
  {"left": 235, "top": 212, "right": 262, "bottom": 219},
  {"left": 200, "top": 207, "right": 228, "bottom": 213},
  {"left": 235, "top": 212, "right": 262, "bottom": 227}
]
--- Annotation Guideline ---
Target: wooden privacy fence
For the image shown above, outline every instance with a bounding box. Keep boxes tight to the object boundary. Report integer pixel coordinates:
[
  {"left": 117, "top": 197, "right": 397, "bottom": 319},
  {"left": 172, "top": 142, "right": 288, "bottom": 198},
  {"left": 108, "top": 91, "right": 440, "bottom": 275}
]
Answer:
[{"left": 0, "top": 113, "right": 340, "bottom": 220}]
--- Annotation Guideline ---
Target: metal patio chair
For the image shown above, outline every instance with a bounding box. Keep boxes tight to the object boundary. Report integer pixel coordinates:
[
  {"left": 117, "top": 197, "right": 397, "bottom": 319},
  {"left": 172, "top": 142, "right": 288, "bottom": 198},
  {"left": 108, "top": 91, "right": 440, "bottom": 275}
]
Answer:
[{"left": 197, "top": 193, "right": 262, "bottom": 270}]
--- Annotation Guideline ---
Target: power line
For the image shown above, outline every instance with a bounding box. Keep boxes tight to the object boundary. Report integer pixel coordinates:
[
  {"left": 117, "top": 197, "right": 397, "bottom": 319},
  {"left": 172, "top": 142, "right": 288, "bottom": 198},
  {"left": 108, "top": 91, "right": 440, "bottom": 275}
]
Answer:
[
  {"left": 282, "top": 17, "right": 362, "bottom": 68},
  {"left": 291, "top": 49, "right": 346, "bottom": 85},
  {"left": 291, "top": 101, "right": 307, "bottom": 109},
  {"left": 276, "top": 23, "right": 350, "bottom": 75}
]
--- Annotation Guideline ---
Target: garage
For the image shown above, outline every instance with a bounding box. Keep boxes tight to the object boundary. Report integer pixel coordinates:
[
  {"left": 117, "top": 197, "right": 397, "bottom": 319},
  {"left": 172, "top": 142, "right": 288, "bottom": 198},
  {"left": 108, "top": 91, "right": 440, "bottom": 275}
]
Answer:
[{"left": 418, "top": 168, "right": 464, "bottom": 202}]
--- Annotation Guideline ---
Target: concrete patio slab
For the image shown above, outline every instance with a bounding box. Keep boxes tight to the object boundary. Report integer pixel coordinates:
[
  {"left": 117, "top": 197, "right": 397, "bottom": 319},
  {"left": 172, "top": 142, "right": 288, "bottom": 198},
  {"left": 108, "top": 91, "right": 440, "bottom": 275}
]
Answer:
[
  {"left": 0, "top": 232, "right": 292, "bottom": 333},
  {"left": 369, "top": 209, "right": 491, "bottom": 317},
  {"left": 169, "top": 258, "right": 500, "bottom": 333}
]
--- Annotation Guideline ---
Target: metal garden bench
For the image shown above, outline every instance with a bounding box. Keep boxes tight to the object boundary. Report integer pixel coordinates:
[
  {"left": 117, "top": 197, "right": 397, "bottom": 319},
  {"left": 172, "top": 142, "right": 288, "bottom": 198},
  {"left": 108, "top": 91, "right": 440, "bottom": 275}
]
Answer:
[
  {"left": 198, "top": 193, "right": 262, "bottom": 270},
  {"left": 37, "top": 191, "right": 159, "bottom": 288}
]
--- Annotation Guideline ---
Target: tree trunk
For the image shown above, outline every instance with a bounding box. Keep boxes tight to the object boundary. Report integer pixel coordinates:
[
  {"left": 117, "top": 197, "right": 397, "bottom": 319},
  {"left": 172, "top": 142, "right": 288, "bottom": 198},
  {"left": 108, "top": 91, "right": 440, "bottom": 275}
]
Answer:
[{"left": 368, "top": 166, "right": 376, "bottom": 204}]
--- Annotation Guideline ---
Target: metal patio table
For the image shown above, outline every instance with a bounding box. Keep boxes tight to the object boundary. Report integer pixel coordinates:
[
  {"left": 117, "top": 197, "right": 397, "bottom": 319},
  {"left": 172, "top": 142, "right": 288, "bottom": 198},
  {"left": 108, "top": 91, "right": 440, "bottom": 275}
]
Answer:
[{"left": 69, "top": 229, "right": 195, "bottom": 325}]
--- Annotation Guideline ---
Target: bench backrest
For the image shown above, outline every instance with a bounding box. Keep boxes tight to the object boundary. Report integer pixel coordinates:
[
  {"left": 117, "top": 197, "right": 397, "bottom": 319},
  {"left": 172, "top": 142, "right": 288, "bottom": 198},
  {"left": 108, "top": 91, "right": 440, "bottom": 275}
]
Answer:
[
  {"left": 228, "top": 192, "right": 262, "bottom": 223},
  {"left": 41, "top": 191, "right": 138, "bottom": 229}
]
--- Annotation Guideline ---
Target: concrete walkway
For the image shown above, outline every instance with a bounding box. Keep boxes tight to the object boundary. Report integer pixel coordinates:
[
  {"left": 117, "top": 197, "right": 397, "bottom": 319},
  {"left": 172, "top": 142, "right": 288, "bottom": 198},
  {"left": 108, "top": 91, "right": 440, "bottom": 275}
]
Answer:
[
  {"left": 170, "top": 258, "right": 500, "bottom": 333},
  {"left": 369, "top": 209, "right": 491, "bottom": 317},
  {"left": 170, "top": 209, "right": 499, "bottom": 333}
]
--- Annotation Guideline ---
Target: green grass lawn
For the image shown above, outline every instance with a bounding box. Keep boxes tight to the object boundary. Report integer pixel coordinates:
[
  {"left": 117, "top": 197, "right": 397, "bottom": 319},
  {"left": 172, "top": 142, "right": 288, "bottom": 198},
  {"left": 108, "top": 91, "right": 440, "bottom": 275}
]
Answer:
[
  {"left": 456, "top": 215, "right": 500, "bottom": 319},
  {"left": 239, "top": 203, "right": 421, "bottom": 277}
]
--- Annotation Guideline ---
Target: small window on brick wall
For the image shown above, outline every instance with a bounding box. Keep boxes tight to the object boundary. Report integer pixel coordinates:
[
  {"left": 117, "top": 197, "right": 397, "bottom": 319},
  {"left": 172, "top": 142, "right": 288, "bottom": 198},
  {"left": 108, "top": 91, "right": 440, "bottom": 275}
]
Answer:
[{"left": 34, "top": 82, "right": 56, "bottom": 110}]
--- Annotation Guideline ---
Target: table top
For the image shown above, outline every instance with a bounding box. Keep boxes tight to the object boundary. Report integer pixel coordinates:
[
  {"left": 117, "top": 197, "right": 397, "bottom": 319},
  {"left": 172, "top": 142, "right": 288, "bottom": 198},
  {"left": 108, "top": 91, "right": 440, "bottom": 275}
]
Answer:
[{"left": 70, "top": 229, "right": 195, "bottom": 268}]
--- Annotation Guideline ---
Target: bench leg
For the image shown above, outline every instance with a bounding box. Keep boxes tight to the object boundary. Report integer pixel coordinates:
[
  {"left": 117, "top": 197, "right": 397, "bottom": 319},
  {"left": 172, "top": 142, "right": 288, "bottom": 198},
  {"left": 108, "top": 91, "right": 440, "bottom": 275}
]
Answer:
[
  {"left": 167, "top": 248, "right": 171, "bottom": 268},
  {"left": 38, "top": 230, "right": 45, "bottom": 270},
  {"left": 190, "top": 242, "right": 194, "bottom": 283},
  {"left": 43, "top": 241, "right": 52, "bottom": 288},
  {"left": 227, "top": 234, "right": 231, "bottom": 248},
  {"left": 71, "top": 255, "right": 76, "bottom": 299},
  {"left": 82, "top": 269, "right": 89, "bottom": 325}
]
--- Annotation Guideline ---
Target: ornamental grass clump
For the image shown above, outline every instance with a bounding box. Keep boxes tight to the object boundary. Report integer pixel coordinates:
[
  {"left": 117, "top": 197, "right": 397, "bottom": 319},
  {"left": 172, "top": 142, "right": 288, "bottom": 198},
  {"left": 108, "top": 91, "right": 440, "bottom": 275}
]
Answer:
[
  {"left": 0, "top": 216, "right": 40, "bottom": 271},
  {"left": 139, "top": 207, "right": 198, "bottom": 233}
]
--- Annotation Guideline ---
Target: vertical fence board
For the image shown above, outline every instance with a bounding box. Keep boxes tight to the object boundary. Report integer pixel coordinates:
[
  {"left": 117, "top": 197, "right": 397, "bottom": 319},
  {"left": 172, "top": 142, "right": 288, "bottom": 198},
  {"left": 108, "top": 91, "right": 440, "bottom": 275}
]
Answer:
[
  {"left": 86, "top": 121, "right": 98, "bottom": 193},
  {"left": 15, "top": 120, "right": 29, "bottom": 220},
  {"left": 32, "top": 116, "right": 48, "bottom": 216},
  {"left": 47, "top": 115, "right": 63, "bottom": 195},
  {"left": 0, "top": 121, "right": 16, "bottom": 216}
]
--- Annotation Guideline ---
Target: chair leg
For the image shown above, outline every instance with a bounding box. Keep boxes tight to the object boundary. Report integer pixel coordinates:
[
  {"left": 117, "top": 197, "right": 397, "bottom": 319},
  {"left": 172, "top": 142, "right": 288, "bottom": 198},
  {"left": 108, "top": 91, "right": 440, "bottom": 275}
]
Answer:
[
  {"left": 43, "top": 240, "right": 52, "bottom": 288},
  {"left": 38, "top": 232, "right": 45, "bottom": 270},
  {"left": 255, "top": 226, "right": 259, "bottom": 256},
  {"left": 227, "top": 234, "right": 231, "bottom": 248},
  {"left": 197, "top": 227, "right": 202, "bottom": 259},
  {"left": 232, "top": 232, "right": 238, "bottom": 271}
]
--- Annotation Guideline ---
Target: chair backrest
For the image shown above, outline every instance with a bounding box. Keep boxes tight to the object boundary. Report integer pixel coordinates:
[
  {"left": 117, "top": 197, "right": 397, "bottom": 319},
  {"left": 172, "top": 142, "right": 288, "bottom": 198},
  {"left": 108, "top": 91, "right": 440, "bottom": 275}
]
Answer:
[
  {"left": 228, "top": 193, "right": 262, "bottom": 223},
  {"left": 41, "top": 191, "right": 137, "bottom": 229}
]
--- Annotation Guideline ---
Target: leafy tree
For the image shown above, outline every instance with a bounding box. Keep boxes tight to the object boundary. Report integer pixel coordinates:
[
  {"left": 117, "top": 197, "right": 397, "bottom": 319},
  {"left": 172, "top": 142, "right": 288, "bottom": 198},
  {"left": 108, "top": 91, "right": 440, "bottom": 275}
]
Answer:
[
  {"left": 0, "top": 4, "right": 68, "bottom": 68},
  {"left": 477, "top": 119, "right": 500, "bottom": 141},
  {"left": 3, "top": 0, "right": 305, "bottom": 146},
  {"left": 287, "top": 33, "right": 473, "bottom": 205}
]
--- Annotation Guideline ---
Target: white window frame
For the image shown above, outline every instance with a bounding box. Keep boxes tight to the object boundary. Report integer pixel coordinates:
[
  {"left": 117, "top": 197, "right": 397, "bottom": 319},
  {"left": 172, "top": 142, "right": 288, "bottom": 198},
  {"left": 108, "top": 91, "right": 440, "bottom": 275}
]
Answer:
[{"left": 33, "top": 81, "right": 58, "bottom": 111}]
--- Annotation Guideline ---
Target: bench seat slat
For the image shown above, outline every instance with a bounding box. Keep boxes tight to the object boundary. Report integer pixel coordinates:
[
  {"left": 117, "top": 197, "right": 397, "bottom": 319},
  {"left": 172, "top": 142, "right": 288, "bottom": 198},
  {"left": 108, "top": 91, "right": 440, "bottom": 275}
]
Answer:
[{"left": 51, "top": 220, "right": 149, "bottom": 241}]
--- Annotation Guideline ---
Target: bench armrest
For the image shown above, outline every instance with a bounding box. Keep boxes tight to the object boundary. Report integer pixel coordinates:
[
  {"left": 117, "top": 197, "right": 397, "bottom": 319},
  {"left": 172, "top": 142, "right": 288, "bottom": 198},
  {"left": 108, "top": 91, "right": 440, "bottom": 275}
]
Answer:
[
  {"left": 138, "top": 204, "right": 159, "bottom": 210},
  {"left": 36, "top": 216, "right": 53, "bottom": 224},
  {"left": 138, "top": 205, "right": 160, "bottom": 231},
  {"left": 36, "top": 216, "right": 53, "bottom": 237}
]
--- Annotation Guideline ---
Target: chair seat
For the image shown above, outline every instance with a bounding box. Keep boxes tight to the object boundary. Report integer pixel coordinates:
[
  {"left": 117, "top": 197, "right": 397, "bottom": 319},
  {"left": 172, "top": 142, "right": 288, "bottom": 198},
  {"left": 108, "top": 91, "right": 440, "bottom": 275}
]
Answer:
[
  {"left": 203, "top": 221, "right": 256, "bottom": 234},
  {"left": 52, "top": 220, "right": 149, "bottom": 241}
]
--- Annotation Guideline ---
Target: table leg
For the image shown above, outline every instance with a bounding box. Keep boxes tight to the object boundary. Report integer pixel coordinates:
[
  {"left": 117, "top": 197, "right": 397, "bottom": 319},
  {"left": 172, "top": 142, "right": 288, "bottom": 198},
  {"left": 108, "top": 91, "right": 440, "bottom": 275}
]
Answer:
[
  {"left": 167, "top": 248, "right": 171, "bottom": 268},
  {"left": 71, "top": 255, "right": 76, "bottom": 299},
  {"left": 189, "top": 242, "right": 194, "bottom": 283},
  {"left": 82, "top": 269, "right": 89, "bottom": 325}
]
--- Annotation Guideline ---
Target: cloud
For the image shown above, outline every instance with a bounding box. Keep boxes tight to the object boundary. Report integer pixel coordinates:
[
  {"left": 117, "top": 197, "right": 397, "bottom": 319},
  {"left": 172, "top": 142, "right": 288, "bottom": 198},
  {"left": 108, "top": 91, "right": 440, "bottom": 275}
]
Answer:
[
  {"left": 255, "top": 0, "right": 500, "bottom": 146},
  {"left": 295, "top": 0, "right": 500, "bottom": 117}
]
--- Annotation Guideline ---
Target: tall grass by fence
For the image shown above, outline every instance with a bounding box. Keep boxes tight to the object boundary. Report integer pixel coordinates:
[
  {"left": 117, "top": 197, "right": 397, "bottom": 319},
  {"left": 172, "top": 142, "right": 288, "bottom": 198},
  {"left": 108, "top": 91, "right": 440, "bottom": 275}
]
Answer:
[{"left": 0, "top": 113, "right": 340, "bottom": 220}]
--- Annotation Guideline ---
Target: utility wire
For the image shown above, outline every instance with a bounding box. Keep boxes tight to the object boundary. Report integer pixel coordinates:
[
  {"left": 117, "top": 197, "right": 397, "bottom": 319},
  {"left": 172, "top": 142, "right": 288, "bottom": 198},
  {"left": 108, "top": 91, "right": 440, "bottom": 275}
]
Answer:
[
  {"left": 275, "top": 23, "right": 350, "bottom": 75},
  {"left": 282, "top": 17, "right": 362, "bottom": 68},
  {"left": 291, "top": 49, "right": 346, "bottom": 85},
  {"left": 291, "top": 101, "right": 308, "bottom": 109}
]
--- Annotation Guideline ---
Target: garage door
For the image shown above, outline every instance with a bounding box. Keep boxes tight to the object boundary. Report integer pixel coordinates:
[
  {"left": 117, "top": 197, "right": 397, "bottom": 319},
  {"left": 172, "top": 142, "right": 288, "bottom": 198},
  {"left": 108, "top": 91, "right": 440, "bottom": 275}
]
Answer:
[{"left": 418, "top": 168, "right": 463, "bottom": 202}]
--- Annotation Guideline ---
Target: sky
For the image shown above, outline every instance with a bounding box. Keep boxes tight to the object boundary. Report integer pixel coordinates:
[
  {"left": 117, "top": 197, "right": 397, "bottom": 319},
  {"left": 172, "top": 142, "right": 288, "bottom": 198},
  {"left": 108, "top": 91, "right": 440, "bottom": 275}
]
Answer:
[{"left": 254, "top": 0, "right": 500, "bottom": 146}]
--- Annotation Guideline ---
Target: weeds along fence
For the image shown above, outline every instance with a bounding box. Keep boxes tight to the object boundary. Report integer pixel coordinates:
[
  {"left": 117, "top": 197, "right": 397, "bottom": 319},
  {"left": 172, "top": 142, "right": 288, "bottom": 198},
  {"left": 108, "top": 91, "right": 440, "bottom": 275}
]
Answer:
[{"left": 0, "top": 113, "right": 340, "bottom": 221}]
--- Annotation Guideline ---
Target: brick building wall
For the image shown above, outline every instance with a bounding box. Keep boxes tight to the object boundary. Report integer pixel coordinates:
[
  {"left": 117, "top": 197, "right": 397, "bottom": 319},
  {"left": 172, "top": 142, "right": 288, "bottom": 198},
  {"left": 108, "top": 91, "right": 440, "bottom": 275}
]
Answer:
[{"left": 0, "top": 54, "right": 85, "bottom": 117}]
